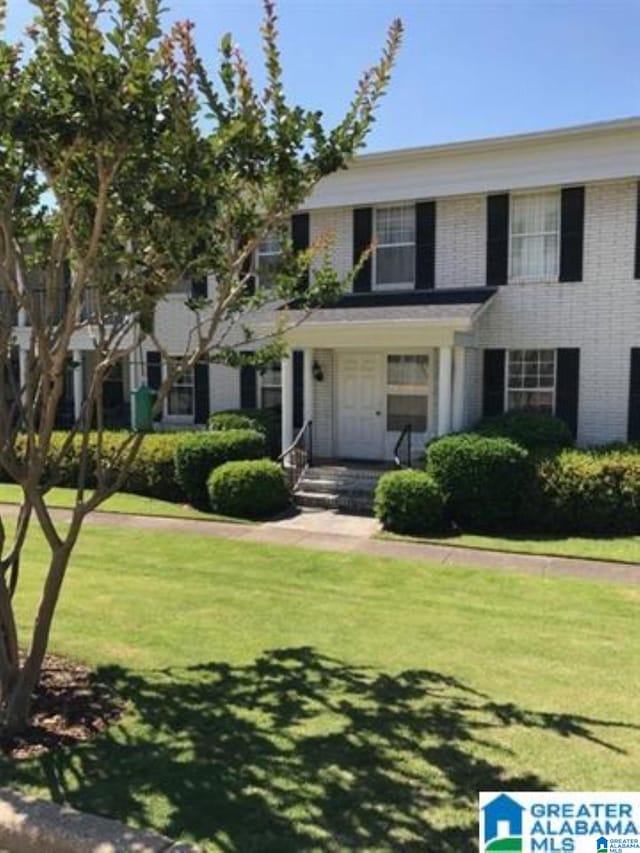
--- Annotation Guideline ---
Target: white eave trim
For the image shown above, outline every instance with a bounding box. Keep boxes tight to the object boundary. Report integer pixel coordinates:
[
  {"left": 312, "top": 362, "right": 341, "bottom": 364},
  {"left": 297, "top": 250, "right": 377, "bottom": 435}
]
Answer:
[
  {"left": 303, "top": 116, "right": 640, "bottom": 210},
  {"left": 351, "top": 116, "right": 640, "bottom": 167}
]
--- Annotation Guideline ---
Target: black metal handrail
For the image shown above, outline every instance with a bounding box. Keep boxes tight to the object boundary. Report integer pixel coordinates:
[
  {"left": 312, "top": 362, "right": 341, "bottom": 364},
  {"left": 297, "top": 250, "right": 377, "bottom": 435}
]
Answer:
[
  {"left": 393, "top": 423, "right": 413, "bottom": 469},
  {"left": 278, "top": 419, "right": 313, "bottom": 490}
]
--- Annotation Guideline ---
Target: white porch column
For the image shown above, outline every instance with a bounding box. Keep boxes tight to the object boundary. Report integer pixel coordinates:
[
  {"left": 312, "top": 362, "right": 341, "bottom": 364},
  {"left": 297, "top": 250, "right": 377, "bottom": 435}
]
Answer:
[
  {"left": 17, "top": 264, "right": 26, "bottom": 328},
  {"left": 18, "top": 347, "right": 27, "bottom": 405},
  {"left": 281, "top": 349, "right": 294, "bottom": 454},
  {"left": 128, "top": 354, "right": 138, "bottom": 429},
  {"left": 129, "top": 353, "right": 137, "bottom": 395},
  {"left": 452, "top": 346, "right": 465, "bottom": 432},
  {"left": 303, "top": 348, "right": 314, "bottom": 425},
  {"left": 437, "top": 345, "right": 453, "bottom": 436},
  {"left": 72, "top": 349, "right": 83, "bottom": 422}
]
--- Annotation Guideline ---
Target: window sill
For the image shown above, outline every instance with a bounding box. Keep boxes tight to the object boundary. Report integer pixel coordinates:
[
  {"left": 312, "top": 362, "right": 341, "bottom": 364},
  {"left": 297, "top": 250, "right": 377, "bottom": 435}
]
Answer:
[
  {"left": 371, "top": 283, "right": 416, "bottom": 292},
  {"left": 507, "top": 277, "right": 560, "bottom": 286}
]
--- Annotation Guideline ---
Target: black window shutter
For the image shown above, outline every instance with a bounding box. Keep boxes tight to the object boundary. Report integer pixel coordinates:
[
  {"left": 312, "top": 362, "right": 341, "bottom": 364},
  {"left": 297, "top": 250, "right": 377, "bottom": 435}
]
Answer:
[
  {"left": 555, "top": 348, "right": 580, "bottom": 438},
  {"left": 293, "top": 350, "right": 304, "bottom": 430},
  {"left": 486, "top": 194, "right": 509, "bottom": 286},
  {"left": 240, "top": 358, "right": 257, "bottom": 409},
  {"left": 559, "top": 187, "right": 585, "bottom": 283},
  {"left": 146, "top": 351, "right": 162, "bottom": 421},
  {"left": 191, "top": 276, "right": 208, "bottom": 299},
  {"left": 415, "top": 201, "right": 436, "bottom": 290},
  {"left": 194, "top": 362, "right": 210, "bottom": 424},
  {"left": 353, "top": 207, "right": 373, "bottom": 292},
  {"left": 146, "top": 351, "right": 161, "bottom": 390},
  {"left": 628, "top": 348, "right": 640, "bottom": 441},
  {"left": 291, "top": 213, "right": 310, "bottom": 292},
  {"left": 634, "top": 183, "right": 640, "bottom": 280},
  {"left": 482, "top": 349, "right": 506, "bottom": 416}
]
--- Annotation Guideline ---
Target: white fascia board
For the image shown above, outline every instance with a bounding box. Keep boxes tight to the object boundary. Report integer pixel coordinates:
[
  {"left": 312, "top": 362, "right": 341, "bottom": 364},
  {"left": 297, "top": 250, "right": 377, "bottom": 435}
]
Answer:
[
  {"left": 282, "top": 318, "right": 468, "bottom": 349},
  {"left": 303, "top": 120, "right": 640, "bottom": 209}
]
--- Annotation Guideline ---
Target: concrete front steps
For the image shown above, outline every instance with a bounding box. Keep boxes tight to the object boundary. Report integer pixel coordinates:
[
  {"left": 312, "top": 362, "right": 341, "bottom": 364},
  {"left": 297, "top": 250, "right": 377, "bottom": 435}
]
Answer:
[{"left": 294, "top": 462, "right": 391, "bottom": 514}]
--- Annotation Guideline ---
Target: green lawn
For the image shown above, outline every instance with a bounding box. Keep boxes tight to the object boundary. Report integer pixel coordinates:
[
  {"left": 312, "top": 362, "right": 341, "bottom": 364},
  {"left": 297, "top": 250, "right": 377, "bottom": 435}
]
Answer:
[
  {"left": 2, "top": 522, "right": 640, "bottom": 851},
  {"left": 383, "top": 530, "right": 640, "bottom": 564},
  {"left": 0, "top": 483, "right": 244, "bottom": 523}
]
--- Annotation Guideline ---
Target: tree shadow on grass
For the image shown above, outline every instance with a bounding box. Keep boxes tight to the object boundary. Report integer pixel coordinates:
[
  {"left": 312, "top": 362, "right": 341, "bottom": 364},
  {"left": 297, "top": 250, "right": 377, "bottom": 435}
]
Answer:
[{"left": 3, "top": 647, "right": 638, "bottom": 851}]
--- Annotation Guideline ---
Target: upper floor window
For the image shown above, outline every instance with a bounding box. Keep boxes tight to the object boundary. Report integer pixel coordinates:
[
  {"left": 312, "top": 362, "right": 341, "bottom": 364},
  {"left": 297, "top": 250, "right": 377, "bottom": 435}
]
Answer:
[
  {"left": 374, "top": 206, "right": 415, "bottom": 290},
  {"left": 509, "top": 192, "right": 560, "bottom": 283},
  {"left": 506, "top": 349, "right": 555, "bottom": 414},
  {"left": 257, "top": 235, "right": 282, "bottom": 290}
]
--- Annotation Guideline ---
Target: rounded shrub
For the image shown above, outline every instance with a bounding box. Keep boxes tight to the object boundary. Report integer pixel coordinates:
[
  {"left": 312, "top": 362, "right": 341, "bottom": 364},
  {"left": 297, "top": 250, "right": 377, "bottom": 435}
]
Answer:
[
  {"left": 208, "top": 458, "right": 290, "bottom": 519},
  {"left": 374, "top": 470, "right": 445, "bottom": 535},
  {"left": 536, "top": 448, "right": 640, "bottom": 535},
  {"left": 175, "top": 429, "right": 266, "bottom": 507},
  {"left": 474, "top": 411, "right": 573, "bottom": 452},
  {"left": 427, "top": 433, "right": 530, "bottom": 531}
]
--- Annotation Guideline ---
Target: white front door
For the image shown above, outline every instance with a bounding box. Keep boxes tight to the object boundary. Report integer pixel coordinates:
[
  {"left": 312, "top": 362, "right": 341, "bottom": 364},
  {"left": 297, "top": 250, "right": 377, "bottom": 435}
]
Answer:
[{"left": 337, "top": 352, "right": 385, "bottom": 459}]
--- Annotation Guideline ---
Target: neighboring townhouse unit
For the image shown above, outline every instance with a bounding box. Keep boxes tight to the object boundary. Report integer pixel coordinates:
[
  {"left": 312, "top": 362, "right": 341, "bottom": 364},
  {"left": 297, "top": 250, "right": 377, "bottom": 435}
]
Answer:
[{"left": 31, "top": 117, "right": 640, "bottom": 462}]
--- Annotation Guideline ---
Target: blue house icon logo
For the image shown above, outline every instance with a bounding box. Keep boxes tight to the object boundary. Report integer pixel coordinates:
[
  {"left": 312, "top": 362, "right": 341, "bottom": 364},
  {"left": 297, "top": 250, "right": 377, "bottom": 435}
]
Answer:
[
  {"left": 597, "top": 838, "right": 608, "bottom": 852},
  {"left": 482, "top": 793, "right": 524, "bottom": 852}
]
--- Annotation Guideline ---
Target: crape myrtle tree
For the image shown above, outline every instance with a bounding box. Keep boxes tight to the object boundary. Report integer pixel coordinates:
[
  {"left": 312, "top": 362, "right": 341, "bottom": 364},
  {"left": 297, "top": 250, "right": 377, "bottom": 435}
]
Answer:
[{"left": 0, "top": 0, "right": 402, "bottom": 736}]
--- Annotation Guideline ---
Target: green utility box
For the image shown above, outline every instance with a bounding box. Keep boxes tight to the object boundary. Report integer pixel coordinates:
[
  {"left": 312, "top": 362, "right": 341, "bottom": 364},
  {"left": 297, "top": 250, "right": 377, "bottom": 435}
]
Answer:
[{"left": 131, "top": 384, "right": 158, "bottom": 432}]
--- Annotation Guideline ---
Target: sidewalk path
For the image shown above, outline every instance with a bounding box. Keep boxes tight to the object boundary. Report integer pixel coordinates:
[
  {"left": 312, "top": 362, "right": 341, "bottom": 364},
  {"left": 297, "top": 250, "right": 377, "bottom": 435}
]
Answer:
[{"left": 1, "top": 503, "right": 638, "bottom": 584}]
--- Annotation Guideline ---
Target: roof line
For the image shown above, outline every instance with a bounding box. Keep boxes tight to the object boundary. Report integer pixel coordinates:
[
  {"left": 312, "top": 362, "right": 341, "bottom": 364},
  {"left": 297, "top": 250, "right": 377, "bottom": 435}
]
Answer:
[{"left": 351, "top": 116, "right": 640, "bottom": 167}]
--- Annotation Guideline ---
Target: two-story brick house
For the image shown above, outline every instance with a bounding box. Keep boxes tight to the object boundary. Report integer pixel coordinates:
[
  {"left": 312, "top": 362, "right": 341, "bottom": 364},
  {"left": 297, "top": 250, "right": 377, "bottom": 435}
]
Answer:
[
  {"left": 202, "top": 116, "right": 640, "bottom": 461},
  {"left": 33, "top": 117, "right": 640, "bottom": 462}
]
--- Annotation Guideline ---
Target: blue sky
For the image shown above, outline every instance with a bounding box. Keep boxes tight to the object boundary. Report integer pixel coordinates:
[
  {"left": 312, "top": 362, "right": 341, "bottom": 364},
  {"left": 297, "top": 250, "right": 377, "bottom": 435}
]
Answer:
[{"left": 6, "top": 0, "right": 640, "bottom": 152}]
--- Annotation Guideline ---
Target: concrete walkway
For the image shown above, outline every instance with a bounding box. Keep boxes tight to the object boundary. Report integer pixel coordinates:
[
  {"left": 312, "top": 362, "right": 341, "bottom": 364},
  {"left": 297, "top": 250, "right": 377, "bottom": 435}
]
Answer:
[{"left": 3, "top": 502, "right": 639, "bottom": 584}]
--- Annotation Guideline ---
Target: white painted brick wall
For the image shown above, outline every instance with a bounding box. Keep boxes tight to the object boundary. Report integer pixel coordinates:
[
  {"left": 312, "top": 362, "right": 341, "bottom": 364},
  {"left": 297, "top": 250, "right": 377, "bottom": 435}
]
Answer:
[
  {"left": 471, "top": 179, "right": 639, "bottom": 445},
  {"left": 312, "top": 349, "right": 334, "bottom": 458},
  {"left": 210, "top": 364, "right": 240, "bottom": 412},
  {"left": 435, "top": 195, "right": 486, "bottom": 288},
  {"left": 309, "top": 207, "right": 353, "bottom": 281}
]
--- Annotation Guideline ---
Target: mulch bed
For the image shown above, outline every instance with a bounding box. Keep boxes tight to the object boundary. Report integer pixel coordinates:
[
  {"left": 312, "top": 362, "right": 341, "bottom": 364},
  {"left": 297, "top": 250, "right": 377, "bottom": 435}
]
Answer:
[{"left": 1, "top": 654, "right": 124, "bottom": 759}]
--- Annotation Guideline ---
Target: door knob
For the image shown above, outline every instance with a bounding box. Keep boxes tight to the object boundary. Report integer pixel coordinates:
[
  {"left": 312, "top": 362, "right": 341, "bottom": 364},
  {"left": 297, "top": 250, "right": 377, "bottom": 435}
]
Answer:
[{"left": 375, "top": 411, "right": 381, "bottom": 416}]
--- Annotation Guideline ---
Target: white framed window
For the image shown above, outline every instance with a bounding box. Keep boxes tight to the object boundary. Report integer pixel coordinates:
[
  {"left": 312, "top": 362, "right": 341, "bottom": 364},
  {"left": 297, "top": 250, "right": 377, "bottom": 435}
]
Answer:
[
  {"left": 506, "top": 349, "right": 556, "bottom": 414},
  {"left": 257, "top": 235, "right": 282, "bottom": 290},
  {"left": 374, "top": 205, "right": 415, "bottom": 290},
  {"left": 167, "top": 362, "right": 194, "bottom": 417},
  {"left": 386, "top": 354, "right": 429, "bottom": 432},
  {"left": 509, "top": 192, "right": 560, "bottom": 283},
  {"left": 260, "top": 363, "right": 281, "bottom": 410}
]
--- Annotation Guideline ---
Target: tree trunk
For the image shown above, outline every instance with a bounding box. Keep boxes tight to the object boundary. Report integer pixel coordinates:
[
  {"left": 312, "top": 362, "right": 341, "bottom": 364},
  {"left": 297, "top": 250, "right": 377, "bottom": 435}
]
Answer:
[
  {"left": 0, "top": 575, "right": 20, "bottom": 706},
  {"left": 0, "top": 546, "right": 71, "bottom": 738}
]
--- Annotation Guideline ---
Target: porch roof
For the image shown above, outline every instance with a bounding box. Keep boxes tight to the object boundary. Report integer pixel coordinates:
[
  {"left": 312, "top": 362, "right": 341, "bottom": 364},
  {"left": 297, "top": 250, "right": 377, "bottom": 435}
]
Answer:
[{"left": 281, "top": 290, "right": 494, "bottom": 348}]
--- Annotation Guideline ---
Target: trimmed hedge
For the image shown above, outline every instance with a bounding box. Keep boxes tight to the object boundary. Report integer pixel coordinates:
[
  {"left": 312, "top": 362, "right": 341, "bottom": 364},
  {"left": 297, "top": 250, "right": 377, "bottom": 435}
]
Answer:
[
  {"left": 208, "top": 412, "right": 266, "bottom": 434},
  {"left": 175, "top": 429, "right": 266, "bottom": 507},
  {"left": 0, "top": 431, "right": 185, "bottom": 502},
  {"left": 208, "top": 458, "right": 290, "bottom": 519},
  {"left": 123, "top": 434, "right": 185, "bottom": 502},
  {"left": 536, "top": 449, "right": 640, "bottom": 535},
  {"left": 374, "top": 470, "right": 445, "bottom": 535},
  {"left": 427, "top": 433, "right": 530, "bottom": 531},
  {"left": 474, "top": 411, "right": 573, "bottom": 452},
  {"left": 209, "top": 408, "right": 280, "bottom": 457}
]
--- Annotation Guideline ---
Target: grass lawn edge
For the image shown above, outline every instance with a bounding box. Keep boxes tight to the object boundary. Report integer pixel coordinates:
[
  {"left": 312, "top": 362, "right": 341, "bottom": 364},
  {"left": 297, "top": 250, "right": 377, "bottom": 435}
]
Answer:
[
  {"left": 376, "top": 529, "right": 640, "bottom": 566},
  {"left": 0, "top": 486, "right": 252, "bottom": 526}
]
